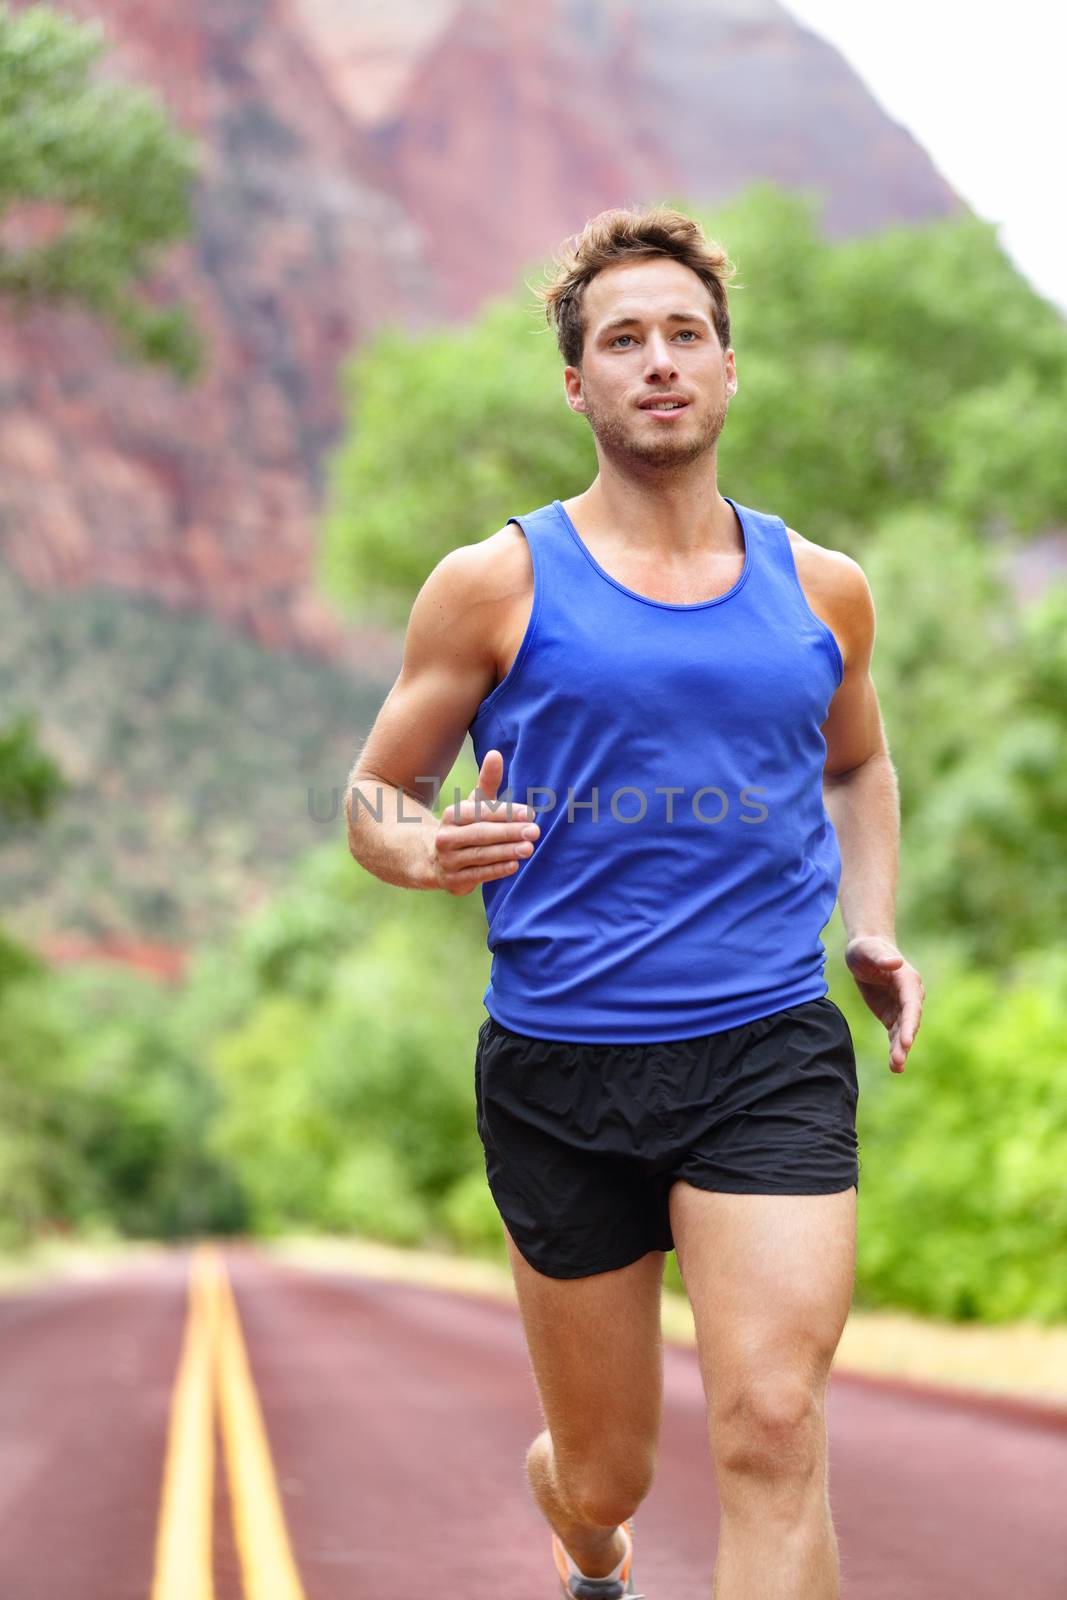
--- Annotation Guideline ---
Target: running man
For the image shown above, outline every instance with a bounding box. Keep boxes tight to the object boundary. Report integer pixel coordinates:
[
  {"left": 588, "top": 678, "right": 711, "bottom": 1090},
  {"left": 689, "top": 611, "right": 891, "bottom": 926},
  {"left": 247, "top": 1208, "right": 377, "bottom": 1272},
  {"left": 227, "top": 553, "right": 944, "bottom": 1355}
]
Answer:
[{"left": 346, "top": 205, "right": 924, "bottom": 1600}]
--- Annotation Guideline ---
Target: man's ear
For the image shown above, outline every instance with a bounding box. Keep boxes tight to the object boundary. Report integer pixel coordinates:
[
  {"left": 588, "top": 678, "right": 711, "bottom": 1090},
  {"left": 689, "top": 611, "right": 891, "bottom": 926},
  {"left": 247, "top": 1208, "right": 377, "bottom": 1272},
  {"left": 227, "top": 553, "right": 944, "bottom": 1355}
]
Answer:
[{"left": 563, "top": 364, "right": 587, "bottom": 415}]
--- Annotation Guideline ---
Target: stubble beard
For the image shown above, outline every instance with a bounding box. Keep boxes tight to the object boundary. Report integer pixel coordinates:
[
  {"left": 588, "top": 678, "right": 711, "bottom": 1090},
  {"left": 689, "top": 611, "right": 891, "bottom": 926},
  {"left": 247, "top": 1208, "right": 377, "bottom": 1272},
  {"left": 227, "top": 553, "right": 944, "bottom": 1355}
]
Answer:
[{"left": 583, "top": 390, "right": 730, "bottom": 472}]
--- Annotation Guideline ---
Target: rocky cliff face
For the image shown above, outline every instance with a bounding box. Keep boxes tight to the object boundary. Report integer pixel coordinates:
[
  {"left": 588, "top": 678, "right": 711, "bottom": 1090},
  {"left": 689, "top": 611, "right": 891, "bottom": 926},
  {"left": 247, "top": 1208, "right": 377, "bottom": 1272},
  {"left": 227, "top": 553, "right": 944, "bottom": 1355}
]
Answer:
[
  {"left": 334, "top": 0, "right": 959, "bottom": 320},
  {"left": 0, "top": 0, "right": 959, "bottom": 657}
]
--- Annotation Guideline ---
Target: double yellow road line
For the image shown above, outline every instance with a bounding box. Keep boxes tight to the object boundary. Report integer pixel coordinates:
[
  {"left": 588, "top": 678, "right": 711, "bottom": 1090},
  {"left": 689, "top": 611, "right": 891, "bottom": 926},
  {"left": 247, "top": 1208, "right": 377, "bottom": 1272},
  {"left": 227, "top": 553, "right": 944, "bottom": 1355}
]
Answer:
[{"left": 151, "top": 1244, "right": 307, "bottom": 1600}]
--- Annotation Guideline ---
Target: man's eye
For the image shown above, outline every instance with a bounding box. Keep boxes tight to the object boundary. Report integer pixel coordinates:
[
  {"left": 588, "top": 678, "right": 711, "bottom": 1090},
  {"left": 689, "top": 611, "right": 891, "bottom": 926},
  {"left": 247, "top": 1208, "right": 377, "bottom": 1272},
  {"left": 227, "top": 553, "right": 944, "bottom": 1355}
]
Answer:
[
  {"left": 612, "top": 334, "right": 635, "bottom": 347},
  {"left": 675, "top": 330, "right": 698, "bottom": 341}
]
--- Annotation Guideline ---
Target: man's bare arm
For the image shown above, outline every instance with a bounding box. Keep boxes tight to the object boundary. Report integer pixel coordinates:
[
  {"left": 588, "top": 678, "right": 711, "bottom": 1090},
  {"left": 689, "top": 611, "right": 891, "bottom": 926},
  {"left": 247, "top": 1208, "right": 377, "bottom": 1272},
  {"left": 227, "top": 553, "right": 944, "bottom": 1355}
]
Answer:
[
  {"left": 819, "top": 554, "right": 900, "bottom": 944},
  {"left": 345, "top": 536, "right": 539, "bottom": 893},
  {"left": 795, "top": 536, "right": 925, "bottom": 1072}
]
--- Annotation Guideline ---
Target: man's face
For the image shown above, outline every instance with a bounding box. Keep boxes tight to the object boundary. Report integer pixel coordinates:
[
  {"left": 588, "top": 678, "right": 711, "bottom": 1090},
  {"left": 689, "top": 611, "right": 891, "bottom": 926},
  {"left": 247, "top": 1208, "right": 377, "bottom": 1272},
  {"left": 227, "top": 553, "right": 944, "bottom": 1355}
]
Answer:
[{"left": 564, "top": 256, "right": 737, "bottom": 470}]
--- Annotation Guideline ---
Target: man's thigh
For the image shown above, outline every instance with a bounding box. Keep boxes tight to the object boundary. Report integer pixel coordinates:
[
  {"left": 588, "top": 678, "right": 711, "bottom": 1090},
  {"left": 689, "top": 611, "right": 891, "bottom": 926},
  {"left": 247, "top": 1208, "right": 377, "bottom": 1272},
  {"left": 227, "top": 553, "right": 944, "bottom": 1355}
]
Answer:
[
  {"left": 667, "top": 1183, "right": 857, "bottom": 1415},
  {"left": 503, "top": 1227, "right": 667, "bottom": 1468}
]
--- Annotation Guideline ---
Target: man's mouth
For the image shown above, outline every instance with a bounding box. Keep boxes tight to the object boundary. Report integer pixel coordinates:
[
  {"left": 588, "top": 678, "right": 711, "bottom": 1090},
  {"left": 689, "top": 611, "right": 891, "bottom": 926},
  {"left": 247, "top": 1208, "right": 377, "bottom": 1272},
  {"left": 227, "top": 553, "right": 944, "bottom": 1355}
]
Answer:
[{"left": 638, "top": 397, "right": 689, "bottom": 413}]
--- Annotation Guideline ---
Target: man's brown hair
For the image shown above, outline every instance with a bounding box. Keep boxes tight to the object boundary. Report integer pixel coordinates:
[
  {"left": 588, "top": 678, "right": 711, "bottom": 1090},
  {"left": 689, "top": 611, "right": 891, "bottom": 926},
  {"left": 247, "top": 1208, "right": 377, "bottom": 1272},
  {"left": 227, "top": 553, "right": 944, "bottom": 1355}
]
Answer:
[{"left": 536, "top": 205, "right": 738, "bottom": 369}]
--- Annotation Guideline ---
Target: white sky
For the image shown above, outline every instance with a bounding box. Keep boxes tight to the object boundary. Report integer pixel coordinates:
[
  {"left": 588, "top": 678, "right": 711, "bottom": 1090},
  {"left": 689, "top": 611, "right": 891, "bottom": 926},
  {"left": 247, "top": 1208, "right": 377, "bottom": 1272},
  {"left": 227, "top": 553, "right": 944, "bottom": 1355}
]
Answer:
[{"left": 782, "top": 1, "right": 1067, "bottom": 315}]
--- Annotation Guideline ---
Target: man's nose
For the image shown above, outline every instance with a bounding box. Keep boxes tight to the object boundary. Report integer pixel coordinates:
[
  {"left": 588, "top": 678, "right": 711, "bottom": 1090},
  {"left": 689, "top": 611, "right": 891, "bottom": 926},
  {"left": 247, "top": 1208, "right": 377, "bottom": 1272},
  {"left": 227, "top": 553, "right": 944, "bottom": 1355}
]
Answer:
[{"left": 644, "top": 335, "right": 678, "bottom": 376}]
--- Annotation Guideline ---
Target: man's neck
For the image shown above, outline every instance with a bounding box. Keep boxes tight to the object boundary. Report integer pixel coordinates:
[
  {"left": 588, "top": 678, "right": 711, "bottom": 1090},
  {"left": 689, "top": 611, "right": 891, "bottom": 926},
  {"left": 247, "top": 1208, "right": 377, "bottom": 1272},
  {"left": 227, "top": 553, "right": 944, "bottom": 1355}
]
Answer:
[{"left": 569, "top": 458, "right": 737, "bottom": 556}]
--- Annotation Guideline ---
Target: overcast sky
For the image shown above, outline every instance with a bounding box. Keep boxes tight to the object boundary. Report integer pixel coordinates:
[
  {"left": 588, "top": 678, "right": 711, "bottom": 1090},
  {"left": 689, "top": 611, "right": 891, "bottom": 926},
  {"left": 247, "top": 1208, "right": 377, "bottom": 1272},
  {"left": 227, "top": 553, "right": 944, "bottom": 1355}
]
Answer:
[{"left": 782, "top": 1, "right": 1066, "bottom": 315}]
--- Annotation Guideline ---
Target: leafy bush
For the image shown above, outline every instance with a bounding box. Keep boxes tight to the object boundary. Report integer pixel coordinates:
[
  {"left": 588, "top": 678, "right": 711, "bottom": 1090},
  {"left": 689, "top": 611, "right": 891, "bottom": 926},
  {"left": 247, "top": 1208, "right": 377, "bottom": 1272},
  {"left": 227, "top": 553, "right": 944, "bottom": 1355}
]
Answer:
[{"left": 836, "top": 947, "right": 1067, "bottom": 1322}]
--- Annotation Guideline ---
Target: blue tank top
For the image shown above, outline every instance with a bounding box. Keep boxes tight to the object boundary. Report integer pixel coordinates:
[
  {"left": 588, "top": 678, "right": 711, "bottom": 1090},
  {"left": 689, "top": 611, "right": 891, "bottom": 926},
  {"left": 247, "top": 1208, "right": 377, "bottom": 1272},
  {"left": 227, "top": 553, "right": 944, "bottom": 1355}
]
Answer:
[{"left": 467, "top": 495, "right": 844, "bottom": 1042}]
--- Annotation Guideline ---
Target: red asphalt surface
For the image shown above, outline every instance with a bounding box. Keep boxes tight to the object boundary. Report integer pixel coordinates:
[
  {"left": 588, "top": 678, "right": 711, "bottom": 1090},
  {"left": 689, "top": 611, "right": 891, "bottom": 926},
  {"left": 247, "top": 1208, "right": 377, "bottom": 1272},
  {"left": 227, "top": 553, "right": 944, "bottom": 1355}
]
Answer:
[{"left": 0, "top": 1242, "right": 1065, "bottom": 1599}]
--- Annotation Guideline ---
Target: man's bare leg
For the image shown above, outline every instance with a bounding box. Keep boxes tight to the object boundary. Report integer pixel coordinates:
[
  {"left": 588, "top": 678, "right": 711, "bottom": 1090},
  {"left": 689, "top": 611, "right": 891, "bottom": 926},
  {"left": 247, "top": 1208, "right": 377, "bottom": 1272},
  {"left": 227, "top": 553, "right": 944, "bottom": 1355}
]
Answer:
[
  {"left": 502, "top": 1227, "right": 666, "bottom": 1578},
  {"left": 668, "top": 1183, "right": 857, "bottom": 1600}
]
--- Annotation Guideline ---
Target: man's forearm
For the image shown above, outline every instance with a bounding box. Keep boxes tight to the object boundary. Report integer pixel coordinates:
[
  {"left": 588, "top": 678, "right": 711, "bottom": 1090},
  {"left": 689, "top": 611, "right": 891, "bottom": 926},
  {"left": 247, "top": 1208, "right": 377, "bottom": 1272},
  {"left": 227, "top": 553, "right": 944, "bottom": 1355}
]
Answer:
[
  {"left": 823, "top": 751, "right": 900, "bottom": 942},
  {"left": 346, "top": 771, "right": 440, "bottom": 891}
]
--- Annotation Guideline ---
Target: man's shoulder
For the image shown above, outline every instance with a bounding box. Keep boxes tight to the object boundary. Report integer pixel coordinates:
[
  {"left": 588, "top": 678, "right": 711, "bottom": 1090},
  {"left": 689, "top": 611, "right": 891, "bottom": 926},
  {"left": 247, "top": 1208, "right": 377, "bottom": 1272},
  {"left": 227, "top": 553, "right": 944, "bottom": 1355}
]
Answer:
[
  {"left": 784, "top": 524, "right": 872, "bottom": 617},
  {"left": 439, "top": 520, "right": 534, "bottom": 594},
  {"left": 412, "top": 523, "right": 533, "bottom": 637}
]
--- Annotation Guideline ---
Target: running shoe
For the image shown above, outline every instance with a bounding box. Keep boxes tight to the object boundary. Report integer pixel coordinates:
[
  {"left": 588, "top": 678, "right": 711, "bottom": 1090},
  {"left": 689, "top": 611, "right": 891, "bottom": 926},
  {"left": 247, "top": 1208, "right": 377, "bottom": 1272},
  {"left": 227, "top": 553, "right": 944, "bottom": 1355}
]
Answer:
[{"left": 552, "top": 1517, "right": 645, "bottom": 1599}]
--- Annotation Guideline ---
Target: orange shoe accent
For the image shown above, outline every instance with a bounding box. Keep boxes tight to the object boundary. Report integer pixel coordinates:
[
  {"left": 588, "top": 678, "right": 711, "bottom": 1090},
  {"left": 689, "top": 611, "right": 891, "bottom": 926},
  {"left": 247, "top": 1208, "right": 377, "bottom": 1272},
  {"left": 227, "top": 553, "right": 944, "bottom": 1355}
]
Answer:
[{"left": 552, "top": 1531, "right": 571, "bottom": 1586}]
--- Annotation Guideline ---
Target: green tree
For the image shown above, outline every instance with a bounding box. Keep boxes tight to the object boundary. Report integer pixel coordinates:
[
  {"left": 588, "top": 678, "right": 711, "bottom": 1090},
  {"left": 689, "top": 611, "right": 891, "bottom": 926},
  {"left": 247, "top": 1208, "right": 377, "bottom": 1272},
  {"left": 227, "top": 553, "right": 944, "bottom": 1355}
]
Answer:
[
  {"left": 0, "top": 711, "right": 64, "bottom": 825},
  {"left": 0, "top": 961, "right": 248, "bottom": 1249},
  {"left": 889, "top": 574, "right": 1067, "bottom": 968},
  {"left": 0, "top": 712, "right": 63, "bottom": 997},
  {"left": 204, "top": 831, "right": 491, "bottom": 1243},
  {"left": 0, "top": 1, "right": 201, "bottom": 376},
  {"left": 320, "top": 295, "right": 588, "bottom": 623},
  {"left": 839, "top": 943, "right": 1067, "bottom": 1322}
]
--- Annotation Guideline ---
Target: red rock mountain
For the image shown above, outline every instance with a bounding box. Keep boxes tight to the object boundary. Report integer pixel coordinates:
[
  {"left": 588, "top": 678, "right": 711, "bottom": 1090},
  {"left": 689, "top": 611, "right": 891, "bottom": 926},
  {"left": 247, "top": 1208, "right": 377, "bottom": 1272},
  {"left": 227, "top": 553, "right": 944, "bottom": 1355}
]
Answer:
[{"left": 0, "top": 0, "right": 959, "bottom": 657}]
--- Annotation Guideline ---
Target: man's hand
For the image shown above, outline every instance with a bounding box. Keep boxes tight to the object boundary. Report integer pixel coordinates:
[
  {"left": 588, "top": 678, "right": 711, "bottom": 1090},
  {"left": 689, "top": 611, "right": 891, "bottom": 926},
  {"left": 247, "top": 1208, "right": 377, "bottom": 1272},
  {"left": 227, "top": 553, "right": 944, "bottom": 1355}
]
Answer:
[
  {"left": 431, "top": 749, "right": 540, "bottom": 896},
  {"left": 844, "top": 936, "right": 925, "bottom": 1073}
]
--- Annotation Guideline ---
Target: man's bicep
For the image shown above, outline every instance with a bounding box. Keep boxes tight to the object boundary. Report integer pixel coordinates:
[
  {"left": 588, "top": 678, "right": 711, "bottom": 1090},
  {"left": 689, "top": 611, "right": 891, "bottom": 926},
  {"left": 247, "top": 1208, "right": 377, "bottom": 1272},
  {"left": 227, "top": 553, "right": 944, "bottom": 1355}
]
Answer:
[
  {"left": 822, "top": 664, "right": 886, "bottom": 779},
  {"left": 352, "top": 661, "right": 488, "bottom": 810},
  {"left": 821, "top": 558, "right": 889, "bottom": 779},
  {"left": 349, "top": 548, "right": 498, "bottom": 807}
]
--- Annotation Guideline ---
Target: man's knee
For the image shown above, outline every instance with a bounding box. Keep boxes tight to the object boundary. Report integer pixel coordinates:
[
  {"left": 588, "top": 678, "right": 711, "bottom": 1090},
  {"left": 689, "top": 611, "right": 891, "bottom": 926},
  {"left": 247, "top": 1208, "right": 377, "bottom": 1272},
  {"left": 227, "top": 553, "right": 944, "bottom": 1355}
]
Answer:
[{"left": 712, "top": 1373, "right": 825, "bottom": 1486}]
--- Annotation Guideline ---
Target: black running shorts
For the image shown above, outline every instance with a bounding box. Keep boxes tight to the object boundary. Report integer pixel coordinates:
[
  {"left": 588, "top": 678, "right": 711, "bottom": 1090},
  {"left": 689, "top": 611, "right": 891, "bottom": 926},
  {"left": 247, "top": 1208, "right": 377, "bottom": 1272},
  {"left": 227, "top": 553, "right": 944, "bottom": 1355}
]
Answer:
[{"left": 474, "top": 996, "right": 860, "bottom": 1279}]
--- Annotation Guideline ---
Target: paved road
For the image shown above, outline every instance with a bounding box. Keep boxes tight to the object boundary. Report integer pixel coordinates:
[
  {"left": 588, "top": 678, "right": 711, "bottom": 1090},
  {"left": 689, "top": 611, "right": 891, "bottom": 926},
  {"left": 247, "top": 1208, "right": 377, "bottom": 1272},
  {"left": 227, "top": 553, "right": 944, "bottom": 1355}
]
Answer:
[{"left": 0, "top": 1243, "right": 1064, "bottom": 1598}]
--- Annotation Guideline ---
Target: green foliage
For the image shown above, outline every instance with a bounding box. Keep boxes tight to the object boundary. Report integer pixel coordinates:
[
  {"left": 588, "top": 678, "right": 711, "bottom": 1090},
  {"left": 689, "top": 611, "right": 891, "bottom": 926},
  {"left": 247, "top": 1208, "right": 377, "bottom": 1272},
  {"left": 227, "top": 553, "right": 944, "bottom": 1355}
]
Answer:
[
  {"left": 697, "top": 183, "right": 1067, "bottom": 541},
  {"left": 0, "top": 2, "right": 201, "bottom": 376},
  {"left": 438, "top": 1168, "right": 509, "bottom": 1261},
  {"left": 1, "top": 786, "right": 503, "bottom": 1253},
  {"left": 0, "top": 959, "right": 246, "bottom": 1247},
  {"left": 203, "top": 833, "right": 489, "bottom": 1238},
  {"left": 61, "top": 967, "right": 247, "bottom": 1236},
  {"left": 835, "top": 948, "right": 1067, "bottom": 1322},
  {"left": 4, "top": 815, "right": 1064, "bottom": 1318},
  {"left": 0, "top": 975, "right": 91, "bottom": 1245},
  {"left": 0, "top": 923, "right": 42, "bottom": 993},
  {"left": 320, "top": 297, "right": 594, "bottom": 623},
  {"left": 0, "top": 711, "right": 65, "bottom": 825},
  {"left": 849, "top": 513, "right": 1067, "bottom": 965}
]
